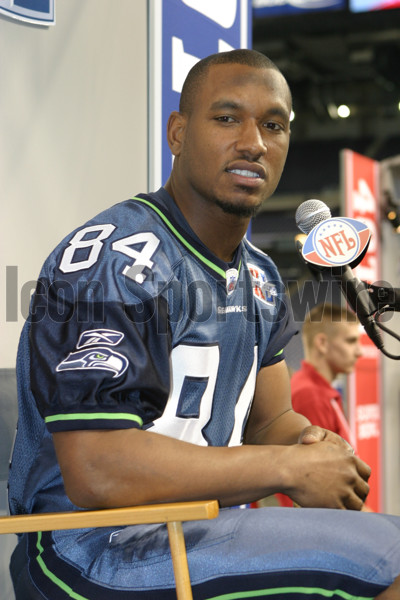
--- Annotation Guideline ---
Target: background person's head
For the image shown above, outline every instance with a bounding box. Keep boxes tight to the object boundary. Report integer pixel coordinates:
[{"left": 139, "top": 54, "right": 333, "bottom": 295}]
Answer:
[{"left": 302, "top": 303, "right": 363, "bottom": 382}]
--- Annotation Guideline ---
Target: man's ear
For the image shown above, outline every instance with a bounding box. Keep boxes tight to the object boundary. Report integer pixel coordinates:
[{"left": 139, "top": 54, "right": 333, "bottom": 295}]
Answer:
[
  {"left": 166, "top": 111, "right": 187, "bottom": 156},
  {"left": 314, "top": 332, "right": 328, "bottom": 355}
]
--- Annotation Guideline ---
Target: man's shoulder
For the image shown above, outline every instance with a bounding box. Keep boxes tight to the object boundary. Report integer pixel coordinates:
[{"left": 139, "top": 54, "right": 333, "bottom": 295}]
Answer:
[
  {"left": 243, "top": 238, "right": 277, "bottom": 267},
  {"left": 47, "top": 195, "right": 163, "bottom": 255},
  {"left": 38, "top": 194, "right": 185, "bottom": 301},
  {"left": 242, "top": 238, "right": 283, "bottom": 285},
  {"left": 78, "top": 194, "right": 167, "bottom": 232}
]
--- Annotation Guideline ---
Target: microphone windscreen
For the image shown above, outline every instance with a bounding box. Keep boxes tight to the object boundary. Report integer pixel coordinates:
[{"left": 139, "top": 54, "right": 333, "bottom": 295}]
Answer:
[{"left": 295, "top": 199, "right": 332, "bottom": 234}]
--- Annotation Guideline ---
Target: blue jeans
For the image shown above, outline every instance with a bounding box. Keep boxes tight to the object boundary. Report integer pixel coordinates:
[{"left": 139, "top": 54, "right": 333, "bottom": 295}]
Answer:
[{"left": 10, "top": 507, "right": 400, "bottom": 599}]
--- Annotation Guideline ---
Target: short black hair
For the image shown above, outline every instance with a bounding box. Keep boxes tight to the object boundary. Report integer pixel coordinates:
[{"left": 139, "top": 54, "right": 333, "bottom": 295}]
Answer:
[{"left": 179, "top": 49, "right": 288, "bottom": 115}]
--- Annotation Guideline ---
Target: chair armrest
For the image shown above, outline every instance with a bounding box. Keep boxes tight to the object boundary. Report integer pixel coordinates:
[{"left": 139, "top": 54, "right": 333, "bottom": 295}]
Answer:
[
  {"left": 0, "top": 500, "right": 220, "bottom": 600},
  {"left": 0, "top": 499, "right": 219, "bottom": 534}
]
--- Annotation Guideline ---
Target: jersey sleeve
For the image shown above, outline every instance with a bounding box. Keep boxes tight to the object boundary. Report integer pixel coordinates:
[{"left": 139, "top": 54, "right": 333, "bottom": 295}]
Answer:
[
  {"left": 29, "top": 205, "right": 174, "bottom": 434},
  {"left": 260, "top": 285, "right": 298, "bottom": 368},
  {"left": 243, "top": 242, "right": 298, "bottom": 369}
]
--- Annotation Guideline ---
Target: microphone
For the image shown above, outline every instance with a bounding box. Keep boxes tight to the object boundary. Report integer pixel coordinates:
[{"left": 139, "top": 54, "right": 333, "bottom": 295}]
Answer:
[
  {"left": 295, "top": 199, "right": 384, "bottom": 350},
  {"left": 294, "top": 199, "right": 333, "bottom": 282},
  {"left": 295, "top": 199, "right": 332, "bottom": 234}
]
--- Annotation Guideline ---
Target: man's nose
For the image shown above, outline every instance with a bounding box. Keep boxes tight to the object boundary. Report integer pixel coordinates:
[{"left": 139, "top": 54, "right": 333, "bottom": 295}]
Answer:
[{"left": 236, "top": 120, "right": 266, "bottom": 157}]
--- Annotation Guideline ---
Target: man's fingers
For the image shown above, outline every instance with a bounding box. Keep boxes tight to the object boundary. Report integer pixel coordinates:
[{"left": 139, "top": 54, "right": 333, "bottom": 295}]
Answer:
[
  {"left": 345, "top": 494, "right": 367, "bottom": 511},
  {"left": 341, "top": 479, "right": 369, "bottom": 510},
  {"left": 355, "top": 456, "right": 372, "bottom": 482},
  {"left": 344, "top": 463, "right": 370, "bottom": 509},
  {"left": 298, "top": 425, "right": 326, "bottom": 444},
  {"left": 354, "top": 478, "right": 370, "bottom": 504}
]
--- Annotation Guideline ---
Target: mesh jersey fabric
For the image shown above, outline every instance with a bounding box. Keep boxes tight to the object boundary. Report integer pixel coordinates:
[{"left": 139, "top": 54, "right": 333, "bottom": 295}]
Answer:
[{"left": 9, "top": 187, "right": 296, "bottom": 517}]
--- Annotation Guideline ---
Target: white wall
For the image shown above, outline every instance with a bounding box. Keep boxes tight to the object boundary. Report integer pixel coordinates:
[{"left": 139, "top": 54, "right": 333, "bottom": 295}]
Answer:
[{"left": 0, "top": 0, "right": 148, "bottom": 367}]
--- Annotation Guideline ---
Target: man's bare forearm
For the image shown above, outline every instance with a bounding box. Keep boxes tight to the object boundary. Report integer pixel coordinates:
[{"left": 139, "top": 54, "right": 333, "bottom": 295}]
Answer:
[
  {"left": 54, "top": 428, "right": 294, "bottom": 508},
  {"left": 244, "top": 408, "right": 311, "bottom": 446},
  {"left": 53, "top": 426, "right": 370, "bottom": 511}
]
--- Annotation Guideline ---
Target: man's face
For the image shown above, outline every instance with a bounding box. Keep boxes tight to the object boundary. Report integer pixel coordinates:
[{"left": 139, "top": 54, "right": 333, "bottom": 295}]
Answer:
[
  {"left": 326, "top": 322, "right": 363, "bottom": 376},
  {"left": 174, "top": 63, "right": 292, "bottom": 217}
]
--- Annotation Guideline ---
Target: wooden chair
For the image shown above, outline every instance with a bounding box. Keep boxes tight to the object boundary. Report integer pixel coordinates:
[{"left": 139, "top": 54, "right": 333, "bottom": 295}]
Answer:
[{"left": 0, "top": 499, "right": 219, "bottom": 600}]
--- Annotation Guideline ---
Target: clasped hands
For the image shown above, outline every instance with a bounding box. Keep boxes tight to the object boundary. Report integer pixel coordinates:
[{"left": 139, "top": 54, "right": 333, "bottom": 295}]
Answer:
[{"left": 288, "top": 425, "right": 371, "bottom": 511}]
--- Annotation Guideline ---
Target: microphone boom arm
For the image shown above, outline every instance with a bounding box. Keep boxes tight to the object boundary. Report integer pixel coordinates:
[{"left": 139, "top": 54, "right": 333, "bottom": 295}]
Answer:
[
  {"left": 333, "top": 273, "right": 400, "bottom": 359},
  {"left": 367, "top": 283, "right": 400, "bottom": 312},
  {"left": 330, "top": 267, "right": 385, "bottom": 351}
]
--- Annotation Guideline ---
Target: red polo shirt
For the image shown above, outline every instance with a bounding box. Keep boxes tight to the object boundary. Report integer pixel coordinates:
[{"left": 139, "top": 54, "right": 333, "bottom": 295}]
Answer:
[
  {"left": 291, "top": 360, "right": 355, "bottom": 447},
  {"left": 274, "top": 361, "right": 355, "bottom": 508}
]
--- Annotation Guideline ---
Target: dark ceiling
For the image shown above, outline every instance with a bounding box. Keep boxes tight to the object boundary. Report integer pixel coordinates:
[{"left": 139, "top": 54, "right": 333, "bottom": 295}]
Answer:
[
  {"left": 253, "top": 8, "right": 400, "bottom": 147},
  {"left": 251, "top": 8, "right": 400, "bottom": 283}
]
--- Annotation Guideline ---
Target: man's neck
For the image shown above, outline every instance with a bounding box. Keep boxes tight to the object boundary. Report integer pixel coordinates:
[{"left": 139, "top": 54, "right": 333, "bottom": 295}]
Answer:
[{"left": 164, "top": 179, "right": 250, "bottom": 263}]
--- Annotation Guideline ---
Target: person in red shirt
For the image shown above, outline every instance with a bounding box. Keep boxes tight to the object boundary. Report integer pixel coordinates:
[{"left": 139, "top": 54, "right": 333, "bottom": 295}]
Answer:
[
  {"left": 291, "top": 302, "right": 361, "bottom": 449},
  {"left": 276, "top": 302, "right": 366, "bottom": 508}
]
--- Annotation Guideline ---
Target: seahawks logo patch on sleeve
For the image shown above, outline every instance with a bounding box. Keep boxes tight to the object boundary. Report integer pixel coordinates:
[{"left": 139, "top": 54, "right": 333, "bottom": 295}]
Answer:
[
  {"left": 56, "top": 347, "right": 128, "bottom": 378},
  {"left": 56, "top": 329, "right": 128, "bottom": 378}
]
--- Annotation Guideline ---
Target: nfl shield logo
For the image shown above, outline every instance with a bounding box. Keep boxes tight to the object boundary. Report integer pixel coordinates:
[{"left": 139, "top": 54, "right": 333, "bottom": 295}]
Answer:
[
  {"left": 248, "top": 264, "right": 277, "bottom": 305},
  {"left": 226, "top": 268, "right": 238, "bottom": 295}
]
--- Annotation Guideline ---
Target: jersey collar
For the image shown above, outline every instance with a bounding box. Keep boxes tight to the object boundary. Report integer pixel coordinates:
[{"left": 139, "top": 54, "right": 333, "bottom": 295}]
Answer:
[{"left": 132, "top": 190, "right": 243, "bottom": 285}]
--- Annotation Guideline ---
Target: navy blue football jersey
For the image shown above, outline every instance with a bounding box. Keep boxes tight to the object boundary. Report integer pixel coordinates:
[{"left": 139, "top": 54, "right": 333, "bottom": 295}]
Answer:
[{"left": 9, "top": 188, "right": 296, "bottom": 515}]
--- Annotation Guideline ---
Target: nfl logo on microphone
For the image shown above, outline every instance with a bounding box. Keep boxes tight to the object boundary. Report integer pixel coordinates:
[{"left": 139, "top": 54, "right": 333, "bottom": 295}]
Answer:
[{"left": 302, "top": 217, "right": 371, "bottom": 268}]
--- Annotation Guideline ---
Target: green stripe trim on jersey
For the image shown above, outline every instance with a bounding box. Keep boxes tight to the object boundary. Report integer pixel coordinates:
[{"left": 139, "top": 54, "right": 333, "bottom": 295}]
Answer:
[
  {"left": 45, "top": 412, "right": 143, "bottom": 427},
  {"left": 36, "top": 532, "right": 90, "bottom": 600},
  {"left": 206, "top": 588, "right": 374, "bottom": 600},
  {"left": 132, "top": 196, "right": 240, "bottom": 280}
]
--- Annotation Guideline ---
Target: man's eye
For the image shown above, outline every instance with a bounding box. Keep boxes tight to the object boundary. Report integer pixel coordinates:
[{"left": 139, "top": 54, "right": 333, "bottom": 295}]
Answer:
[
  {"left": 216, "top": 116, "right": 235, "bottom": 123},
  {"left": 264, "top": 122, "right": 284, "bottom": 131}
]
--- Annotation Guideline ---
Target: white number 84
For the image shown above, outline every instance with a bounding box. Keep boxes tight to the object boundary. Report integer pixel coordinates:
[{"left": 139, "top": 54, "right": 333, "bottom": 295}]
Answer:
[{"left": 59, "top": 224, "right": 160, "bottom": 284}]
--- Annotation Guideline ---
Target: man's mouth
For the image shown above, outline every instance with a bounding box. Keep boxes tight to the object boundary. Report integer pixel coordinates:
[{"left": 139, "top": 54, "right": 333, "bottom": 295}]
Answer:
[{"left": 227, "top": 169, "right": 261, "bottom": 179}]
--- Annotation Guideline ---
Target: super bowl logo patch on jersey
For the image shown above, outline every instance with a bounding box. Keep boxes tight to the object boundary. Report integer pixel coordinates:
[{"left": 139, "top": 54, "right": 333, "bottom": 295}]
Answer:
[
  {"left": 226, "top": 268, "right": 238, "bottom": 295},
  {"left": 248, "top": 264, "right": 277, "bottom": 305},
  {"left": 56, "top": 329, "right": 128, "bottom": 378}
]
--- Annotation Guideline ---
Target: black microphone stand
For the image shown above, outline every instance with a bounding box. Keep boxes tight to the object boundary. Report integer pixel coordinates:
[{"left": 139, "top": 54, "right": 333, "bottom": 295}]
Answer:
[{"left": 365, "top": 283, "right": 400, "bottom": 360}]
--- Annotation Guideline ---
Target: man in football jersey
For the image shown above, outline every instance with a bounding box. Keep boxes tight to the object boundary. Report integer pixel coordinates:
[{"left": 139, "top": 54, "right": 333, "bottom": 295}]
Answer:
[{"left": 8, "top": 49, "right": 400, "bottom": 599}]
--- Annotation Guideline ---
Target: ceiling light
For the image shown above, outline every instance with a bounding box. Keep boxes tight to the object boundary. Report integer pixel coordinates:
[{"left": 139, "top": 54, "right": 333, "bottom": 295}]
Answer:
[{"left": 337, "top": 104, "right": 350, "bottom": 118}]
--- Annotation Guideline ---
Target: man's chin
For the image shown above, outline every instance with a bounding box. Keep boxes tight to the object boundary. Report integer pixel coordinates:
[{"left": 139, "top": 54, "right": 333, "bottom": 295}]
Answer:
[{"left": 214, "top": 197, "right": 263, "bottom": 218}]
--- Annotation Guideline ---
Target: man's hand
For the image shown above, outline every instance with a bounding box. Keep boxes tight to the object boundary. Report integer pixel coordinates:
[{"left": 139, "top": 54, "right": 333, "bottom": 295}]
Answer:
[
  {"left": 283, "top": 425, "right": 371, "bottom": 510},
  {"left": 299, "top": 425, "right": 355, "bottom": 452}
]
